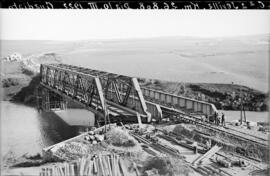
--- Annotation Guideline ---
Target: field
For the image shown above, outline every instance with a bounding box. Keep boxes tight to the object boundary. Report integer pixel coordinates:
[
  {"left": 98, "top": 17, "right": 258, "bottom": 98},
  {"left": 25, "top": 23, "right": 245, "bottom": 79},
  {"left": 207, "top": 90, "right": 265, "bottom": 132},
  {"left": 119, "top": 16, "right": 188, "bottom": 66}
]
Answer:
[
  {"left": 0, "top": 36, "right": 269, "bottom": 110},
  {"left": 1, "top": 35, "right": 269, "bottom": 92}
]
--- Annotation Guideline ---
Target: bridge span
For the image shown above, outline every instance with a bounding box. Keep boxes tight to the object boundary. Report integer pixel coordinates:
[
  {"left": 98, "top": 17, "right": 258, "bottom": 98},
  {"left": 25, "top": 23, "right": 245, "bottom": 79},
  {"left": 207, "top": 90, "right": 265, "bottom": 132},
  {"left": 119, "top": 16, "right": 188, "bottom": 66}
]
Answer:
[{"left": 37, "top": 64, "right": 218, "bottom": 125}]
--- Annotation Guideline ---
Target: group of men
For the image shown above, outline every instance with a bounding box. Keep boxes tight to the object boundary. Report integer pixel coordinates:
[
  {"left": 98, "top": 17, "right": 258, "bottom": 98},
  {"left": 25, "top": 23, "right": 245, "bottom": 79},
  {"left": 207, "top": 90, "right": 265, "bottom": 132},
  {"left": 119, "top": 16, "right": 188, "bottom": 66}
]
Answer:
[
  {"left": 213, "top": 112, "right": 226, "bottom": 126},
  {"left": 203, "top": 112, "right": 226, "bottom": 126}
]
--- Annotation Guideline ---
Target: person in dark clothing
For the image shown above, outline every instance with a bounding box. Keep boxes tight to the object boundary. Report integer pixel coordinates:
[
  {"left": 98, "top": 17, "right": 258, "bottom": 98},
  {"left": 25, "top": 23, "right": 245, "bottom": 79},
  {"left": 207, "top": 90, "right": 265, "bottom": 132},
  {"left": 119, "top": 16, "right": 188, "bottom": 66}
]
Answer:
[
  {"left": 221, "top": 113, "right": 225, "bottom": 126},
  {"left": 217, "top": 115, "right": 220, "bottom": 126},
  {"left": 214, "top": 112, "right": 218, "bottom": 125}
]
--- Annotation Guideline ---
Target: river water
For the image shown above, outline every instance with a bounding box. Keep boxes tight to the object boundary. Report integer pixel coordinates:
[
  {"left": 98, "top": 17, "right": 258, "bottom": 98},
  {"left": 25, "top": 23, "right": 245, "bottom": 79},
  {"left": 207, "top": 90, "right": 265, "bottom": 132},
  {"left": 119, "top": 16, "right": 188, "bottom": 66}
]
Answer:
[
  {"left": 219, "top": 110, "right": 268, "bottom": 123},
  {"left": 0, "top": 101, "right": 268, "bottom": 160},
  {"left": 1, "top": 101, "right": 95, "bottom": 160}
]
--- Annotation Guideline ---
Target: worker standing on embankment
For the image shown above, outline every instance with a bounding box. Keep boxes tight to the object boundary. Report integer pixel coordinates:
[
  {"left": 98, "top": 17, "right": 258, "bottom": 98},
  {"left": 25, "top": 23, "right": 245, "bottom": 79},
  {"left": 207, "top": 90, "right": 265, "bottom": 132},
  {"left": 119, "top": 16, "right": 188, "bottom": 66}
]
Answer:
[
  {"left": 221, "top": 113, "right": 226, "bottom": 127},
  {"left": 217, "top": 114, "right": 220, "bottom": 126},
  {"left": 214, "top": 112, "right": 218, "bottom": 125}
]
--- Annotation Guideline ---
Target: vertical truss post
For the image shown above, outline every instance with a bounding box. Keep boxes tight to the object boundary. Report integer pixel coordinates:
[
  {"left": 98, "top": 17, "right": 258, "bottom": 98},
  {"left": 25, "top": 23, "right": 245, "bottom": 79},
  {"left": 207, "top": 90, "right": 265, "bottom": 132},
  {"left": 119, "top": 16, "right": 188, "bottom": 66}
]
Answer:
[
  {"left": 94, "top": 77, "right": 109, "bottom": 132},
  {"left": 131, "top": 78, "right": 151, "bottom": 122}
]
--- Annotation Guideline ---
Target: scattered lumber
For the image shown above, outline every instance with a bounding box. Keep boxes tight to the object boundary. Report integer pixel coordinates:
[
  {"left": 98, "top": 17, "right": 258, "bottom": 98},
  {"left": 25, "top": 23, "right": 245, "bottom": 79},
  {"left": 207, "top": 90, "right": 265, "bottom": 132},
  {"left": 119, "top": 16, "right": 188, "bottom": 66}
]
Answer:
[
  {"left": 39, "top": 154, "right": 133, "bottom": 176},
  {"left": 192, "top": 145, "right": 222, "bottom": 165}
]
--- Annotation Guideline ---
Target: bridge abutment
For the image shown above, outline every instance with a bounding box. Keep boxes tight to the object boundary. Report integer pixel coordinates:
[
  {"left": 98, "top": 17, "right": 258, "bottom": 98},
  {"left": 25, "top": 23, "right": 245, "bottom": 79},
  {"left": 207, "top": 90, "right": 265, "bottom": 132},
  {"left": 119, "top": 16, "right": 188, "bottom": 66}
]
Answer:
[{"left": 36, "top": 86, "right": 67, "bottom": 112}]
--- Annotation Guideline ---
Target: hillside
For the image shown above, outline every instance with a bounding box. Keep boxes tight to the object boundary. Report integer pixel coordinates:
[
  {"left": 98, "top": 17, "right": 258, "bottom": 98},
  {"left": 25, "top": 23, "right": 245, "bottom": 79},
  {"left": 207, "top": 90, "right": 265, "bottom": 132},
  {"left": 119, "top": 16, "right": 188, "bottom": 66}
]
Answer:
[
  {"left": 0, "top": 52, "right": 61, "bottom": 102},
  {"left": 0, "top": 36, "right": 269, "bottom": 111},
  {"left": 1, "top": 35, "right": 269, "bottom": 92},
  {"left": 0, "top": 52, "right": 268, "bottom": 112},
  {"left": 140, "top": 79, "right": 268, "bottom": 111}
]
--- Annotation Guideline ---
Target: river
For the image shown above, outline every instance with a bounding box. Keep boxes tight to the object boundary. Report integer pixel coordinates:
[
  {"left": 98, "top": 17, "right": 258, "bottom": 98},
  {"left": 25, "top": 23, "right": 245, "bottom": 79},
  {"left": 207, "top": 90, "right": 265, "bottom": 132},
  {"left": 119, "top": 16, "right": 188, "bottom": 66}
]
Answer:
[
  {"left": 1, "top": 101, "right": 95, "bottom": 160},
  {"left": 219, "top": 110, "right": 268, "bottom": 122},
  {"left": 1, "top": 101, "right": 268, "bottom": 161}
]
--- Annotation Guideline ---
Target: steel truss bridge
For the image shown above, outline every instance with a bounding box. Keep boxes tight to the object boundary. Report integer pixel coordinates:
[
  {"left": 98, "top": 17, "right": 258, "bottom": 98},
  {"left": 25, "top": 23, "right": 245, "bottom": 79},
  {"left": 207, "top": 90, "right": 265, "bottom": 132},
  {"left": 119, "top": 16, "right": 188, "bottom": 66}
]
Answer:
[{"left": 37, "top": 64, "right": 218, "bottom": 125}]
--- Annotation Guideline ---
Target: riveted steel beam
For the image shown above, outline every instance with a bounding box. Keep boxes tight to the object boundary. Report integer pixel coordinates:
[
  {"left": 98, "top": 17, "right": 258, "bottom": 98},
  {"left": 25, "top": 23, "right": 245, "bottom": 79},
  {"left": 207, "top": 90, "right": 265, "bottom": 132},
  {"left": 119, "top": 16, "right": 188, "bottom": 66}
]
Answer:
[{"left": 39, "top": 64, "right": 151, "bottom": 122}]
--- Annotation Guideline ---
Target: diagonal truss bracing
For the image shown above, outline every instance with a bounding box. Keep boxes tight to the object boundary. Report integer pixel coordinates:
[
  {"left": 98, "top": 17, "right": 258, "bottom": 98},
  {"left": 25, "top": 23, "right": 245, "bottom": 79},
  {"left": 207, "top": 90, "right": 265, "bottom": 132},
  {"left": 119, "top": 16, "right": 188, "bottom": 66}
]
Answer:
[
  {"left": 40, "top": 64, "right": 151, "bottom": 122},
  {"left": 40, "top": 64, "right": 108, "bottom": 118}
]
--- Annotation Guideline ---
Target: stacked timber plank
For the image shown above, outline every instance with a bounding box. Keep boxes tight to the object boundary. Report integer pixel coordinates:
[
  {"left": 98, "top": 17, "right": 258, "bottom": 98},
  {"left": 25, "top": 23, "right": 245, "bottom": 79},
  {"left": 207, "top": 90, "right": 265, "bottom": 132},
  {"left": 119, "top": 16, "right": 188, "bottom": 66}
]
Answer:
[{"left": 40, "top": 154, "right": 138, "bottom": 176}]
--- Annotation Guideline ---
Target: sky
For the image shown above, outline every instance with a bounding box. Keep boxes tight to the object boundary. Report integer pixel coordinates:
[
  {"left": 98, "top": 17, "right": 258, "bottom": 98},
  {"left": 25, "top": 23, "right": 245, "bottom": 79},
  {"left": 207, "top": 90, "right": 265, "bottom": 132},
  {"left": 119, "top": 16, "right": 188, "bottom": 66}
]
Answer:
[{"left": 1, "top": 10, "right": 269, "bottom": 40}]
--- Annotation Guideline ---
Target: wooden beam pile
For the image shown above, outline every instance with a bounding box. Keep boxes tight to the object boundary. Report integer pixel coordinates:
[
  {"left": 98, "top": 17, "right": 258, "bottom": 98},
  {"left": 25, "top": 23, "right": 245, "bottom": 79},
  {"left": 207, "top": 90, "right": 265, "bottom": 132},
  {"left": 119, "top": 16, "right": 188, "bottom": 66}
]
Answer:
[{"left": 40, "top": 154, "right": 139, "bottom": 176}]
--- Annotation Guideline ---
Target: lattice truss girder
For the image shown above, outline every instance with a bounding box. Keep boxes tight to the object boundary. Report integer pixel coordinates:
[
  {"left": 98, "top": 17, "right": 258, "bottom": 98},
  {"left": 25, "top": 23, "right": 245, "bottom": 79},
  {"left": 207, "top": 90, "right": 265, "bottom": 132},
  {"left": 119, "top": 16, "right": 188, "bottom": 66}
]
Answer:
[
  {"left": 40, "top": 64, "right": 150, "bottom": 121},
  {"left": 40, "top": 64, "right": 107, "bottom": 116}
]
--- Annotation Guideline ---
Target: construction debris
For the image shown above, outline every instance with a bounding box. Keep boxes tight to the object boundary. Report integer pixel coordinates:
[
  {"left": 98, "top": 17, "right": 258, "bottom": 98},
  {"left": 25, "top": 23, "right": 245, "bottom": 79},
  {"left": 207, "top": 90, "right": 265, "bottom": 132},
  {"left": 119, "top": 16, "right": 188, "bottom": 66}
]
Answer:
[
  {"left": 192, "top": 145, "right": 222, "bottom": 165},
  {"left": 40, "top": 154, "right": 139, "bottom": 176},
  {"left": 216, "top": 157, "right": 232, "bottom": 168},
  {"left": 38, "top": 122, "right": 268, "bottom": 176}
]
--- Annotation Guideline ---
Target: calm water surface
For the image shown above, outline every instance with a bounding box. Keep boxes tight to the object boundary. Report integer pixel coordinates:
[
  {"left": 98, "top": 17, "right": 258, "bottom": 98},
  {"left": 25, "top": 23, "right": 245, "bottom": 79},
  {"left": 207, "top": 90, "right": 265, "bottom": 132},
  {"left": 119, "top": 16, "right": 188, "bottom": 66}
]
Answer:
[
  {"left": 1, "top": 101, "right": 94, "bottom": 159},
  {"left": 219, "top": 110, "right": 268, "bottom": 122}
]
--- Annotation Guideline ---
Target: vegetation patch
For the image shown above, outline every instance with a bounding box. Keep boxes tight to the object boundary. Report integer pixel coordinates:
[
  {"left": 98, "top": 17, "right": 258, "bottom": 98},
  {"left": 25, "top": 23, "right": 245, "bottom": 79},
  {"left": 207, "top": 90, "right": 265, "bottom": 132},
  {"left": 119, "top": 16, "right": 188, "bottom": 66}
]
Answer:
[
  {"left": 11, "top": 74, "right": 40, "bottom": 106},
  {"left": 106, "top": 127, "right": 136, "bottom": 147},
  {"left": 22, "top": 67, "right": 35, "bottom": 76},
  {"left": 143, "top": 156, "right": 192, "bottom": 176},
  {"left": 1, "top": 78, "right": 19, "bottom": 88}
]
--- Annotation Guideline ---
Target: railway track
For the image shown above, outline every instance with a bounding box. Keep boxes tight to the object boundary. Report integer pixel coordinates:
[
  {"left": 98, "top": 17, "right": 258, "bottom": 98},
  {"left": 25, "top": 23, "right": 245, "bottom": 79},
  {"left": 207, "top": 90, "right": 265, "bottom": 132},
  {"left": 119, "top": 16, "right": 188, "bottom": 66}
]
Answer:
[
  {"left": 130, "top": 129, "right": 232, "bottom": 176},
  {"left": 129, "top": 131, "right": 182, "bottom": 157},
  {"left": 161, "top": 107, "right": 268, "bottom": 147},
  {"left": 184, "top": 117, "right": 267, "bottom": 147}
]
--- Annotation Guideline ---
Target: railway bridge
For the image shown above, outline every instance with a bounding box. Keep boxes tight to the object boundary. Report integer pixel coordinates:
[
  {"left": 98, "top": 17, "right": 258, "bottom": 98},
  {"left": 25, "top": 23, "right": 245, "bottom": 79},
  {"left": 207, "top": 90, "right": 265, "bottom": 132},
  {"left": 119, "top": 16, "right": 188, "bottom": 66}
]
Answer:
[{"left": 37, "top": 64, "right": 218, "bottom": 126}]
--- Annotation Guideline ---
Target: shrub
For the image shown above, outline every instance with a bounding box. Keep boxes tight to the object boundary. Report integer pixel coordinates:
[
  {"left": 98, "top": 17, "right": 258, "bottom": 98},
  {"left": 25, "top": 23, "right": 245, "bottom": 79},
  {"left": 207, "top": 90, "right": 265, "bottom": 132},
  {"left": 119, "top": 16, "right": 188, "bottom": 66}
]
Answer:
[
  {"left": 2, "top": 78, "right": 19, "bottom": 87},
  {"left": 143, "top": 156, "right": 192, "bottom": 176},
  {"left": 173, "top": 124, "right": 194, "bottom": 138},
  {"left": 143, "top": 157, "right": 172, "bottom": 175},
  {"left": 22, "top": 67, "right": 35, "bottom": 76},
  {"left": 105, "top": 128, "right": 136, "bottom": 147}
]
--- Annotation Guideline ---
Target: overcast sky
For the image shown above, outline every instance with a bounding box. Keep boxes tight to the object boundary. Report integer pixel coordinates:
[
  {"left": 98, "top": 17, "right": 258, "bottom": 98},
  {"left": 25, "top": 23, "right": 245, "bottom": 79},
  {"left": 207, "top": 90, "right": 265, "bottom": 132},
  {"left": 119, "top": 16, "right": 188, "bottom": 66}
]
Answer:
[{"left": 1, "top": 10, "right": 269, "bottom": 40}]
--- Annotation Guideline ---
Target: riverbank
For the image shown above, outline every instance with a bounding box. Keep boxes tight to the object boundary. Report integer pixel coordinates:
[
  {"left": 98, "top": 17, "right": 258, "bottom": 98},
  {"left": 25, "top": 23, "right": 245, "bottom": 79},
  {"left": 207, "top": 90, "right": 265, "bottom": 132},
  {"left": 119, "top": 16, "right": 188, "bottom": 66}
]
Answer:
[
  {"left": 0, "top": 101, "right": 84, "bottom": 170},
  {"left": 3, "top": 123, "right": 269, "bottom": 176}
]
